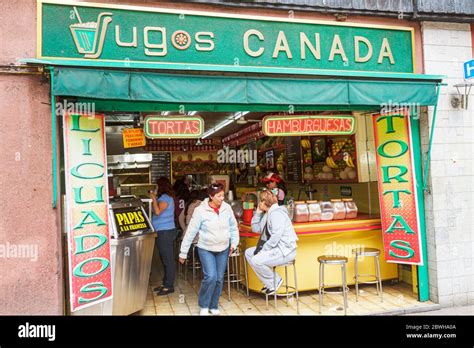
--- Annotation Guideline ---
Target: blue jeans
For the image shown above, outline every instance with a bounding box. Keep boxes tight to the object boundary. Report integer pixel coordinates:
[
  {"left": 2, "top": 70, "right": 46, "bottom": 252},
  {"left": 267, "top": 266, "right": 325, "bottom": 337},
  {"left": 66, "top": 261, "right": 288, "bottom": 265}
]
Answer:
[{"left": 197, "top": 246, "right": 230, "bottom": 310}]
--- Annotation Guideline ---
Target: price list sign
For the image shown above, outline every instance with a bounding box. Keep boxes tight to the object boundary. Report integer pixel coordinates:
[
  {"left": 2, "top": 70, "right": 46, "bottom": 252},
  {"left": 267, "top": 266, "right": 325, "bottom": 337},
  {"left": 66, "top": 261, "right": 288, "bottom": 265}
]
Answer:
[
  {"left": 285, "top": 137, "right": 302, "bottom": 183},
  {"left": 151, "top": 152, "right": 171, "bottom": 183}
]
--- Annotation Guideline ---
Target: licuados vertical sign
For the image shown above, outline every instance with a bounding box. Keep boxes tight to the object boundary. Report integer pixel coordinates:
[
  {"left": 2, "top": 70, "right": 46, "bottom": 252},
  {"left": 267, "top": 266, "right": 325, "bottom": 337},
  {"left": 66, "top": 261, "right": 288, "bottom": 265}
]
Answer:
[
  {"left": 373, "top": 110, "right": 423, "bottom": 265},
  {"left": 63, "top": 113, "right": 112, "bottom": 311}
]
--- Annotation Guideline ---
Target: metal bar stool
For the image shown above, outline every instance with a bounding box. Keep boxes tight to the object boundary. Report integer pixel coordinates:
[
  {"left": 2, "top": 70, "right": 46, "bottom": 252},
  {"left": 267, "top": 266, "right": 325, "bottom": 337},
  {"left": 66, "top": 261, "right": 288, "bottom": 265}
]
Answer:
[
  {"left": 265, "top": 260, "right": 299, "bottom": 314},
  {"left": 317, "top": 255, "right": 349, "bottom": 315},
  {"left": 178, "top": 243, "right": 202, "bottom": 283},
  {"left": 224, "top": 246, "right": 249, "bottom": 301},
  {"left": 353, "top": 247, "right": 383, "bottom": 302}
]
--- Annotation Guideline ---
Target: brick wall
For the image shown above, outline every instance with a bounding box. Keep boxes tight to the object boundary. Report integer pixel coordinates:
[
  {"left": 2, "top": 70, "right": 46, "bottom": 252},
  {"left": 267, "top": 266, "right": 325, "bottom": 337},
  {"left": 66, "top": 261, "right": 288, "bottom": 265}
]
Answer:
[{"left": 421, "top": 22, "right": 474, "bottom": 307}]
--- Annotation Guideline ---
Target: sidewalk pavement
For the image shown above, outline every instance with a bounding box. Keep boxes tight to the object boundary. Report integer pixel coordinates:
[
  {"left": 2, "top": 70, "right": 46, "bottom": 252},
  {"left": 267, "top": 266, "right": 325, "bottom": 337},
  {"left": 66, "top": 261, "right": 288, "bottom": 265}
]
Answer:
[{"left": 405, "top": 305, "right": 474, "bottom": 315}]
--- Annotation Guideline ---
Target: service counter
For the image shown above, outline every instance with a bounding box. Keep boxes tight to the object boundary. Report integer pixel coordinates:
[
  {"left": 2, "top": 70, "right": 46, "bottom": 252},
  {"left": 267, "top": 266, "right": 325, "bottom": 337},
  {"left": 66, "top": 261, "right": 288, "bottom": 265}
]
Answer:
[{"left": 239, "top": 215, "right": 398, "bottom": 292}]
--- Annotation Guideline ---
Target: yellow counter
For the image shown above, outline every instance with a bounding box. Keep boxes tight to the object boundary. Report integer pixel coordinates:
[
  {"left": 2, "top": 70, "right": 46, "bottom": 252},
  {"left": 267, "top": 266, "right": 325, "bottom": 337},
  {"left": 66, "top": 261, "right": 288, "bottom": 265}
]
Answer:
[{"left": 239, "top": 215, "right": 398, "bottom": 293}]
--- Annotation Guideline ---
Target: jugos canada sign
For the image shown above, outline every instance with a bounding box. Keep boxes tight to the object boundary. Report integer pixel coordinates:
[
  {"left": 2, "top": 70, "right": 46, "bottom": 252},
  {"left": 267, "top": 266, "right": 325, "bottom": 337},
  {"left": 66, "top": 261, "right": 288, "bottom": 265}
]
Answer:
[{"left": 38, "top": 0, "right": 415, "bottom": 73}]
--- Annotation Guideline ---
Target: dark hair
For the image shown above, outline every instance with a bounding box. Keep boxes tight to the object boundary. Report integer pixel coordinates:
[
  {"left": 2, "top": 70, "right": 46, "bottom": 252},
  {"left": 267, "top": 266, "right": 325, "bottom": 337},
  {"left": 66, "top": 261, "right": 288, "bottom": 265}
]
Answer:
[
  {"left": 208, "top": 183, "right": 224, "bottom": 198},
  {"left": 199, "top": 188, "right": 208, "bottom": 201},
  {"left": 184, "top": 189, "right": 201, "bottom": 217},
  {"left": 173, "top": 177, "right": 189, "bottom": 196},
  {"left": 156, "top": 177, "right": 175, "bottom": 198}
]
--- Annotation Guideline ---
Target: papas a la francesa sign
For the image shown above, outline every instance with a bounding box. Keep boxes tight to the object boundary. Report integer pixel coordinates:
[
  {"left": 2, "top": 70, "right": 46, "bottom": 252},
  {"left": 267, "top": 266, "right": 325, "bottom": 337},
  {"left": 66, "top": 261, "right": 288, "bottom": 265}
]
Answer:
[{"left": 38, "top": 0, "right": 415, "bottom": 73}]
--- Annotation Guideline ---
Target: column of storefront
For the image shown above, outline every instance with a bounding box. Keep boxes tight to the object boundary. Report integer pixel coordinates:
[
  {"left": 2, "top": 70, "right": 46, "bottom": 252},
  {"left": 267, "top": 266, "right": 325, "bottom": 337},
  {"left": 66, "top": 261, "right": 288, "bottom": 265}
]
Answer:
[{"left": 421, "top": 21, "right": 474, "bottom": 306}]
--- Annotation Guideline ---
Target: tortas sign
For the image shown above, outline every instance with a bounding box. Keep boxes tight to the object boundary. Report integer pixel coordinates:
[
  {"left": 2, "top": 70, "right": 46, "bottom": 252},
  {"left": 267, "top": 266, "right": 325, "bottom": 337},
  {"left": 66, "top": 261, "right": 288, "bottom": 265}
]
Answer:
[
  {"left": 373, "top": 110, "right": 423, "bottom": 265},
  {"left": 38, "top": 0, "right": 415, "bottom": 73}
]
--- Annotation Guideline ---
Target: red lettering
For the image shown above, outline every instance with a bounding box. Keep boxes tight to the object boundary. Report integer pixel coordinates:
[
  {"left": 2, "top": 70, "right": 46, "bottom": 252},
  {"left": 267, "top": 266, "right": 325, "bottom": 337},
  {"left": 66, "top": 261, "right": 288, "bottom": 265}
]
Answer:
[
  {"left": 174, "top": 121, "right": 184, "bottom": 133},
  {"left": 193, "top": 120, "right": 201, "bottom": 134},
  {"left": 326, "top": 119, "right": 335, "bottom": 132},
  {"left": 291, "top": 120, "right": 299, "bottom": 133},
  {"left": 345, "top": 118, "right": 353, "bottom": 131},
  {"left": 267, "top": 120, "right": 276, "bottom": 134},
  {"left": 166, "top": 122, "right": 175, "bottom": 135},
  {"left": 275, "top": 120, "right": 284, "bottom": 134},
  {"left": 158, "top": 121, "right": 167, "bottom": 134}
]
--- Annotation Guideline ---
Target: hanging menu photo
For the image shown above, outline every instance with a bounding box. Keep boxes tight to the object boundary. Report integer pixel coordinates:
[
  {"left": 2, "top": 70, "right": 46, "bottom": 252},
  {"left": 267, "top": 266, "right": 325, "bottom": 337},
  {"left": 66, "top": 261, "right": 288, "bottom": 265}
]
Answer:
[
  {"left": 151, "top": 152, "right": 171, "bottom": 183},
  {"left": 285, "top": 137, "right": 302, "bottom": 183}
]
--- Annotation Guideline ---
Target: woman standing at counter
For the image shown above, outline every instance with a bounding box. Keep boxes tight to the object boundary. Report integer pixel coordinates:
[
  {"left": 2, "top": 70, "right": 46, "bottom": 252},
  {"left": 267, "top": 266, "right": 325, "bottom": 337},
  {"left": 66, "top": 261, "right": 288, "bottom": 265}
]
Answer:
[
  {"left": 178, "top": 183, "right": 239, "bottom": 315},
  {"left": 150, "top": 177, "right": 177, "bottom": 296},
  {"left": 245, "top": 190, "right": 298, "bottom": 295}
]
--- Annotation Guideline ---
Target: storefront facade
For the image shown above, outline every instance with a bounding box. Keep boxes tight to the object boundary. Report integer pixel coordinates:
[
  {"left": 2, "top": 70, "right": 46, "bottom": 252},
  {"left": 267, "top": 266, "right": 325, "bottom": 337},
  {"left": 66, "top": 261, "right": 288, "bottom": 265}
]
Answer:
[{"left": 0, "top": 0, "right": 472, "bottom": 314}]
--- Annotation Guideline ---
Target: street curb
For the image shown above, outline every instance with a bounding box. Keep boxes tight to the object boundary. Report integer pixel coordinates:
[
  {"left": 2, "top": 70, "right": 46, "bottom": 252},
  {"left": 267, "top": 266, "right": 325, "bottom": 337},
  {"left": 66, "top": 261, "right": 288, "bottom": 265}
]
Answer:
[{"left": 372, "top": 303, "right": 442, "bottom": 316}]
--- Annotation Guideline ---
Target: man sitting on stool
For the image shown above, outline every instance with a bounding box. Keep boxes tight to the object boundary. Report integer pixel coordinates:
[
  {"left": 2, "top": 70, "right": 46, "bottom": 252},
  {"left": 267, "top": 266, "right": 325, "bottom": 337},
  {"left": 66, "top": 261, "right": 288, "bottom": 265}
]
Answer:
[{"left": 245, "top": 190, "right": 298, "bottom": 295}]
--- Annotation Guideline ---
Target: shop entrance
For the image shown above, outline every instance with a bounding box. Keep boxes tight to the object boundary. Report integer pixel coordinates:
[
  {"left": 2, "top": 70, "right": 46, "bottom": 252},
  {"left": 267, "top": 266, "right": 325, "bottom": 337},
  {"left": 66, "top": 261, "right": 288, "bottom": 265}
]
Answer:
[
  {"left": 52, "top": 66, "right": 442, "bottom": 316},
  {"left": 71, "top": 105, "right": 428, "bottom": 316}
]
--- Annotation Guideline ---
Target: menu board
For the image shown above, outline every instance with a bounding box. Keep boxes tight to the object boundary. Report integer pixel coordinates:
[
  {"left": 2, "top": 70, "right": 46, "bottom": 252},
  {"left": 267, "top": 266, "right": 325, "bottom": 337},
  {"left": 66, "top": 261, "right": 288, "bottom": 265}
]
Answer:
[
  {"left": 285, "top": 137, "right": 302, "bottom": 183},
  {"left": 151, "top": 152, "right": 171, "bottom": 183}
]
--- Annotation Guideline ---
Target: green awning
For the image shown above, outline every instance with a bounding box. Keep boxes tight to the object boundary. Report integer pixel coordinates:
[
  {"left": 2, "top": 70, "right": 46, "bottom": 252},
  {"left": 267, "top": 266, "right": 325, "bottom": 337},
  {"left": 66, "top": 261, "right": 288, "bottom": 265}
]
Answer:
[{"left": 52, "top": 67, "right": 443, "bottom": 106}]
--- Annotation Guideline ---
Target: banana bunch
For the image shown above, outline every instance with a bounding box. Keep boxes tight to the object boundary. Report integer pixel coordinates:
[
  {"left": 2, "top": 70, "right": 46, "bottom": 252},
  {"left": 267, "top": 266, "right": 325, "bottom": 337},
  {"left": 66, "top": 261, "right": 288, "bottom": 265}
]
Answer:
[
  {"left": 300, "top": 139, "right": 311, "bottom": 149},
  {"left": 344, "top": 154, "right": 355, "bottom": 168},
  {"left": 325, "top": 156, "right": 338, "bottom": 169}
]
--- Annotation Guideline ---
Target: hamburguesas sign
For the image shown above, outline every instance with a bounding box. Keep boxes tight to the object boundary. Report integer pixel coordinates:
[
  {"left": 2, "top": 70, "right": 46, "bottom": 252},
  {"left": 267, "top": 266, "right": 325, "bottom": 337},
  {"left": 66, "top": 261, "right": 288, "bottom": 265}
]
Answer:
[
  {"left": 263, "top": 115, "right": 355, "bottom": 136},
  {"left": 373, "top": 110, "right": 423, "bottom": 265},
  {"left": 63, "top": 113, "right": 113, "bottom": 311},
  {"left": 38, "top": 1, "right": 415, "bottom": 73}
]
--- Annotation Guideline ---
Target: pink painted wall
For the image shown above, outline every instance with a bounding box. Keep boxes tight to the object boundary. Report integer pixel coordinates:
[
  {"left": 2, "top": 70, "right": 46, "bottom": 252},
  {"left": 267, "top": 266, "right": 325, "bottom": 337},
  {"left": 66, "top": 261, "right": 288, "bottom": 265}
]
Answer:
[{"left": 0, "top": 0, "right": 63, "bottom": 314}]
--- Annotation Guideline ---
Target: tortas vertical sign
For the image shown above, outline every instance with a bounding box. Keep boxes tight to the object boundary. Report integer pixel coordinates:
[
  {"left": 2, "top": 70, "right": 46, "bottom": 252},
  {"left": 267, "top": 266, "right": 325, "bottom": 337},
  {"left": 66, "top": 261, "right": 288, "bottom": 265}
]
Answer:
[
  {"left": 63, "top": 113, "right": 113, "bottom": 311},
  {"left": 373, "top": 110, "right": 423, "bottom": 265}
]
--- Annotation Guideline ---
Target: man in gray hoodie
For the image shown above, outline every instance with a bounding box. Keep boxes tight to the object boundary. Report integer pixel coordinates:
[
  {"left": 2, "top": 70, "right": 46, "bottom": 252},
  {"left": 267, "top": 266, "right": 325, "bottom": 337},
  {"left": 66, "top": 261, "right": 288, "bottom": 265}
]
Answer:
[{"left": 245, "top": 190, "right": 298, "bottom": 295}]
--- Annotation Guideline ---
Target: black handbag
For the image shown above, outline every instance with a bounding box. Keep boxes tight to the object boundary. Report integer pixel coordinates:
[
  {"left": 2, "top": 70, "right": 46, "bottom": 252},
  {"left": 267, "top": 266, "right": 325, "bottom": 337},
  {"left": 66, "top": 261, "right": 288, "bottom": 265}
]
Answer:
[{"left": 254, "top": 221, "right": 271, "bottom": 255}]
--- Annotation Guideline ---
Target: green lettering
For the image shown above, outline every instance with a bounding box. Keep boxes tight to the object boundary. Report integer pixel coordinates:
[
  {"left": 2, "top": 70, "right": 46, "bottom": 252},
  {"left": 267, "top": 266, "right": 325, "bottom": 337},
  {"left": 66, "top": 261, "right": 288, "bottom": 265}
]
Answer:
[
  {"left": 382, "top": 165, "right": 409, "bottom": 184},
  {"left": 389, "top": 240, "right": 415, "bottom": 259},
  {"left": 386, "top": 214, "right": 415, "bottom": 234},
  {"left": 383, "top": 189, "right": 411, "bottom": 208},
  {"left": 78, "top": 282, "right": 109, "bottom": 304},
  {"left": 376, "top": 114, "right": 404, "bottom": 134},
  {"left": 73, "top": 186, "right": 104, "bottom": 204},
  {"left": 71, "top": 162, "right": 104, "bottom": 180},
  {"left": 81, "top": 138, "right": 92, "bottom": 156},
  {"left": 74, "top": 210, "right": 106, "bottom": 230},
  {"left": 71, "top": 114, "right": 99, "bottom": 132},
  {"left": 377, "top": 140, "right": 408, "bottom": 158},
  {"left": 73, "top": 257, "right": 110, "bottom": 278},
  {"left": 74, "top": 234, "right": 108, "bottom": 254}
]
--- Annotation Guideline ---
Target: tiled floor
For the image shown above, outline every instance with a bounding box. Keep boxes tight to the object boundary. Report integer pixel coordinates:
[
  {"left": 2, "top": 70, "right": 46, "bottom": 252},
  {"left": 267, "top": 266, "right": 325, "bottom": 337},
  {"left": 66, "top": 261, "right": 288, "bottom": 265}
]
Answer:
[{"left": 136, "top": 267, "right": 438, "bottom": 316}]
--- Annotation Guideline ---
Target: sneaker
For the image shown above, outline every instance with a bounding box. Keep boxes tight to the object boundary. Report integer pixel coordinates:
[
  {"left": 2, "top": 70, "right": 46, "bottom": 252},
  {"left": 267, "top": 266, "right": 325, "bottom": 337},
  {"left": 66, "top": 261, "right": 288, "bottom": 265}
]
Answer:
[
  {"left": 200, "top": 308, "right": 209, "bottom": 316},
  {"left": 265, "top": 278, "right": 284, "bottom": 296},
  {"left": 209, "top": 308, "right": 220, "bottom": 315},
  {"left": 260, "top": 286, "right": 268, "bottom": 293}
]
